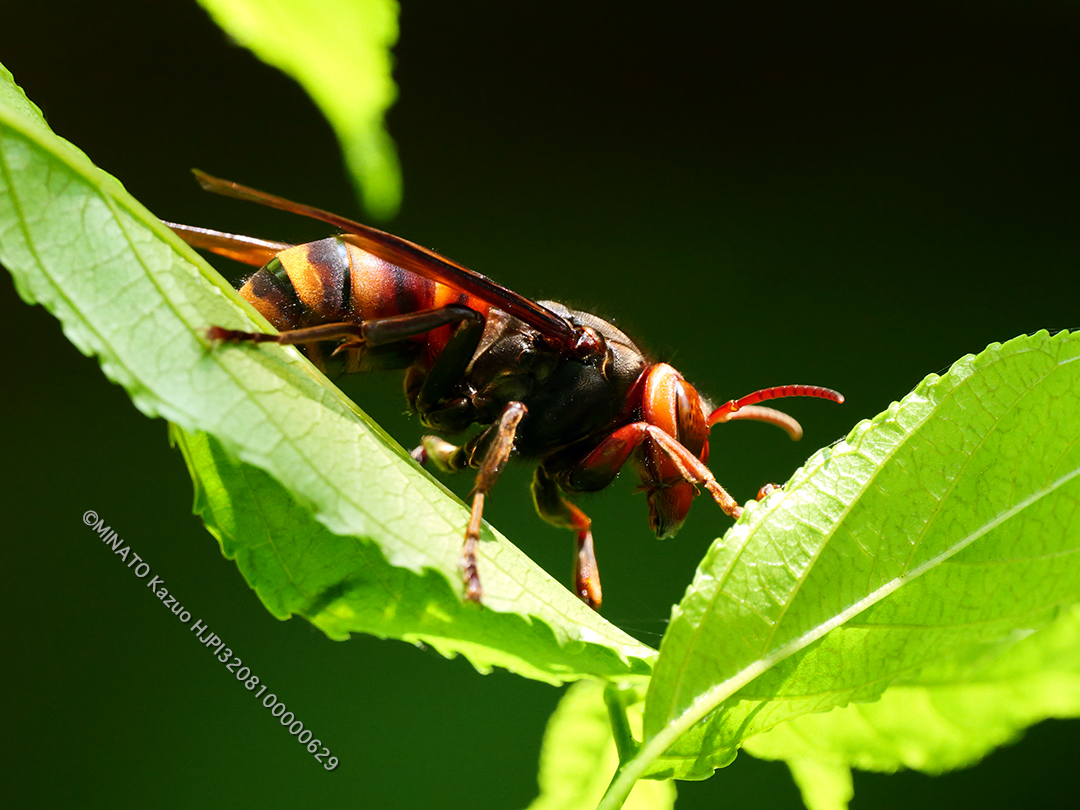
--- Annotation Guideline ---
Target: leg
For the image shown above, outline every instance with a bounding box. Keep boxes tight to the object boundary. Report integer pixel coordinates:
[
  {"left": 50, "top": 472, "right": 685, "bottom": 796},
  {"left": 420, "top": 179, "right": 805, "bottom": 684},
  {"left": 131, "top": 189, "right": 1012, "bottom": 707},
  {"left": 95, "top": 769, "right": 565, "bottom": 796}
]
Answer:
[
  {"left": 460, "top": 401, "right": 528, "bottom": 603},
  {"left": 208, "top": 304, "right": 480, "bottom": 351},
  {"left": 757, "top": 483, "right": 782, "bottom": 500},
  {"left": 412, "top": 434, "right": 469, "bottom": 472},
  {"left": 208, "top": 322, "right": 362, "bottom": 346},
  {"left": 413, "top": 313, "right": 486, "bottom": 433},
  {"left": 532, "top": 465, "right": 602, "bottom": 610},
  {"left": 563, "top": 422, "right": 743, "bottom": 518}
]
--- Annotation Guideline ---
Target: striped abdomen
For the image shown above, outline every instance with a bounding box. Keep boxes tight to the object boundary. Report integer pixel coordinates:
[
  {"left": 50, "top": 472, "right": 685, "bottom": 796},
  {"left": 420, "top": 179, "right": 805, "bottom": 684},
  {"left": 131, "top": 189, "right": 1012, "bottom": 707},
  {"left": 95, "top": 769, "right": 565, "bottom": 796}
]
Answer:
[{"left": 239, "top": 237, "right": 492, "bottom": 363}]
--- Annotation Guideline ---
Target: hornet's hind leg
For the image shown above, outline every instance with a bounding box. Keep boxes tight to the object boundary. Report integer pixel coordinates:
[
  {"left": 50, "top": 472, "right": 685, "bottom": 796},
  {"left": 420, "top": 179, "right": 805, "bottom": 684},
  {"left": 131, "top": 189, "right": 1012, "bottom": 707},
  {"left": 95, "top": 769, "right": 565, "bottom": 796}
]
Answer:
[{"left": 208, "top": 304, "right": 481, "bottom": 354}]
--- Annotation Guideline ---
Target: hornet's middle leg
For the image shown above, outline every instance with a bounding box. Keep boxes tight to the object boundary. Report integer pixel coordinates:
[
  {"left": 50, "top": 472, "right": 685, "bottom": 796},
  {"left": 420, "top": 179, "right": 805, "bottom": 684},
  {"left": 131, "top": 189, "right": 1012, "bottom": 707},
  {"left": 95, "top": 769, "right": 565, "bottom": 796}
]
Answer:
[{"left": 448, "top": 401, "right": 528, "bottom": 603}]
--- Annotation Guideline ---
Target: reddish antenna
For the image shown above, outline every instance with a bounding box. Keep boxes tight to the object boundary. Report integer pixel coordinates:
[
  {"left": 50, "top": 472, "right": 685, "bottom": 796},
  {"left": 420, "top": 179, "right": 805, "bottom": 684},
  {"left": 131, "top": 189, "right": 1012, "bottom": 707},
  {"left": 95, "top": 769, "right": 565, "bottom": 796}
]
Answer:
[{"left": 708, "top": 385, "right": 844, "bottom": 441}]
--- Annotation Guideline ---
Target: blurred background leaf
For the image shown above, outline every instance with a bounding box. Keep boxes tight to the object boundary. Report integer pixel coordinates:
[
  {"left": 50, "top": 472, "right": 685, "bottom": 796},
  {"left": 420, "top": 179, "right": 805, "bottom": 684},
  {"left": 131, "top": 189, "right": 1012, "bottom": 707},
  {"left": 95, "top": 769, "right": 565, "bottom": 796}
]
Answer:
[
  {"left": 526, "top": 681, "right": 676, "bottom": 810},
  {"left": 196, "top": 0, "right": 401, "bottom": 217}
]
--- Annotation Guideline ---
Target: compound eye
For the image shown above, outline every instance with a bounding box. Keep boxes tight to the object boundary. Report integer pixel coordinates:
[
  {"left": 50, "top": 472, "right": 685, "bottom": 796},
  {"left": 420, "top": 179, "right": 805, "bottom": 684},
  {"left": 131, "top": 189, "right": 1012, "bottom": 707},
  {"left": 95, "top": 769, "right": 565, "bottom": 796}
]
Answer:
[
  {"left": 642, "top": 364, "right": 710, "bottom": 465},
  {"left": 642, "top": 364, "right": 680, "bottom": 438},
  {"left": 674, "top": 380, "right": 708, "bottom": 459}
]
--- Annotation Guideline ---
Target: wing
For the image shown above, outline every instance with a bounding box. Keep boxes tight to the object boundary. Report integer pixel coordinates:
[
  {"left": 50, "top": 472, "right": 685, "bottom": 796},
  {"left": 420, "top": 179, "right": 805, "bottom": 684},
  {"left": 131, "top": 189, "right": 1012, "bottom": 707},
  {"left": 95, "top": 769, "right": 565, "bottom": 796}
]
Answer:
[
  {"left": 189, "top": 171, "right": 577, "bottom": 348},
  {"left": 165, "top": 222, "right": 292, "bottom": 267}
]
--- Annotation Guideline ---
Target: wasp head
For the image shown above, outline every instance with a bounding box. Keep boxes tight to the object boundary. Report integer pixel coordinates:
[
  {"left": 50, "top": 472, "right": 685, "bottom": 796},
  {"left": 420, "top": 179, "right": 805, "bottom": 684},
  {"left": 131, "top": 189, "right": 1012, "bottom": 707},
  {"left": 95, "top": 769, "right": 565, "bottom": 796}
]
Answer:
[{"left": 638, "top": 363, "right": 711, "bottom": 538}]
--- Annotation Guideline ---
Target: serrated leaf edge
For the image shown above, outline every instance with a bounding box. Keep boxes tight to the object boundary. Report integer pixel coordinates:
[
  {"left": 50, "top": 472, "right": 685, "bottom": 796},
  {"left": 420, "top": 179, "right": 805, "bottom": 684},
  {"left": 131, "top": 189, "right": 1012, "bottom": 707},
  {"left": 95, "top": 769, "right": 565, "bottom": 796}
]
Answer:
[{"left": 598, "top": 331, "right": 1079, "bottom": 808}]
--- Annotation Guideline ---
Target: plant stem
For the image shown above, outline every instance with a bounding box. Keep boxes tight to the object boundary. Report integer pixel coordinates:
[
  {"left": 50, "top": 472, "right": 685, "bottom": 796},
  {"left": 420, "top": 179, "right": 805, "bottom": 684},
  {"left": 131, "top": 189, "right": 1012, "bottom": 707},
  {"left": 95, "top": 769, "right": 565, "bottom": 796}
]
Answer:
[{"left": 603, "top": 683, "right": 639, "bottom": 764}]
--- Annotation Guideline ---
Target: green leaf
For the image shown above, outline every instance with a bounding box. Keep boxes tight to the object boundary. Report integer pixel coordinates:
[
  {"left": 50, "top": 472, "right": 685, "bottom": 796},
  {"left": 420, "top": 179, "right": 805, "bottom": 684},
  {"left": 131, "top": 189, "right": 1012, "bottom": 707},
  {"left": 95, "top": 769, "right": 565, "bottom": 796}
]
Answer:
[
  {"left": 174, "top": 428, "right": 652, "bottom": 682},
  {"left": 195, "top": 0, "right": 401, "bottom": 218},
  {"left": 525, "top": 681, "right": 675, "bottom": 810},
  {"left": 599, "top": 330, "right": 1080, "bottom": 806},
  {"left": 743, "top": 602, "right": 1080, "bottom": 806},
  {"left": 0, "top": 64, "right": 45, "bottom": 126},
  {"left": 0, "top": 65, "right": 654, "bottom": 684},
  {"left": 782, "top": 759, "right": 853, "bottom": 810}
]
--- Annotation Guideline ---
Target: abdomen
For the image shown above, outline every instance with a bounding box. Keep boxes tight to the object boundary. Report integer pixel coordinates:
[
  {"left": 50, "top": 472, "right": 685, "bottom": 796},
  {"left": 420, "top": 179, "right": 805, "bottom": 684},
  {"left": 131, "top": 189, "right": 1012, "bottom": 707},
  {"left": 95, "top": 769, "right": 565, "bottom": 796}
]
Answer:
[{"left": 239, "top": 237, "right": 491, "bottom": 363}]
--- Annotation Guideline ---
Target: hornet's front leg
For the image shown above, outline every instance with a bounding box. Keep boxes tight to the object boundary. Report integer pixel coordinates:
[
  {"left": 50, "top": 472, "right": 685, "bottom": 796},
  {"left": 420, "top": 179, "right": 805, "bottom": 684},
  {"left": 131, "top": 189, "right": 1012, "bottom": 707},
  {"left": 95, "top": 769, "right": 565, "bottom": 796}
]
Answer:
[
  {"left": 566, "top": 422, "right": 743, "bottom": 518},
  {"left": 533, "top": 420, "right": 746, "bottom": 611}
]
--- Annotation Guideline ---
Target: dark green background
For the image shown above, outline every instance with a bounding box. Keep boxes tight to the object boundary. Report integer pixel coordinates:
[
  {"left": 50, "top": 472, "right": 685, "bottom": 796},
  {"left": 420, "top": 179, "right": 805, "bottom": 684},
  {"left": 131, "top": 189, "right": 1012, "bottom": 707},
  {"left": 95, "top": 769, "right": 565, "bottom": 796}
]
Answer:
[{"left": 2, "top": 1, "right": 1078, "bottom": 808}]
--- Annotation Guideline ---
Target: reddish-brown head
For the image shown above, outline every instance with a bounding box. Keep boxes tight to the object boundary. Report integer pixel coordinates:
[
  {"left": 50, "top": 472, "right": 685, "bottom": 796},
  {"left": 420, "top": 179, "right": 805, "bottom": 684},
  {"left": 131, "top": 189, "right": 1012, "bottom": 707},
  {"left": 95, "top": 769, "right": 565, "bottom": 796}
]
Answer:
[
  {"left": 636, "top": 366, "right": 845, "bottom": 539},
  {"left": 638, "top": 363, "right": 710, "bottom": 538}
]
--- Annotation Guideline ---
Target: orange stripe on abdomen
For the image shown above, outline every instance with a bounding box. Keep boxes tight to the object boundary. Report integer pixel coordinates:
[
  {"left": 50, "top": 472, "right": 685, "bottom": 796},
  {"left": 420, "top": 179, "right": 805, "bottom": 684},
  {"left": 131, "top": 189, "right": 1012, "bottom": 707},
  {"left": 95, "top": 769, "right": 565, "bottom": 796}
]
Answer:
[
  {"left": 345, "top": 242, "right": 440, "bottom": 321},
  {"left": 239, "top": 267, "right": 302, "bottom": 331},
  {"left": 276, "top": 238, "right": 349, "bottom": 321}
]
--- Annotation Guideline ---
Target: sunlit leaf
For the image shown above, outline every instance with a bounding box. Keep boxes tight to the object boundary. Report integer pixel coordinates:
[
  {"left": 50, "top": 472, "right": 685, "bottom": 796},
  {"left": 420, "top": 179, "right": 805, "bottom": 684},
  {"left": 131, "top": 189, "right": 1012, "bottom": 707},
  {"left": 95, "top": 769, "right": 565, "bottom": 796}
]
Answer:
[
  {"left": 598, "top": 330, "right": 1080, "bottom": 806},
  {"left": 174, "top": 429, "right": 653, "bottom": 682},
  {"left": 743, "top": 603, "right": 1080, "bottom": 809}
]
